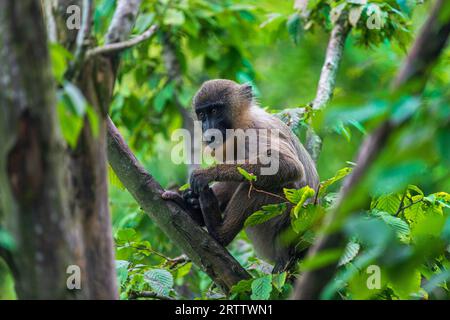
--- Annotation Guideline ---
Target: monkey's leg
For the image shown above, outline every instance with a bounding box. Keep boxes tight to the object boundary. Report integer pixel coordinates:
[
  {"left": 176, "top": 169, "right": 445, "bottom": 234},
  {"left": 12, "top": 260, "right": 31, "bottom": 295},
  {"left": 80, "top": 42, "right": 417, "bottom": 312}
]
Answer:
[{"left": 199, "top": 184, "right": 251, "bottom": 246}]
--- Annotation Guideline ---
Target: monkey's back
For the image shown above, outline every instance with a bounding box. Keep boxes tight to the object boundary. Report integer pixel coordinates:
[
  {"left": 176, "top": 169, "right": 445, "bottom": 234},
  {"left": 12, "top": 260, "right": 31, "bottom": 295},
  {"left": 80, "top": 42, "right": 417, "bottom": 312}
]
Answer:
[{"left": 241, "top": 106, "right": 319, "bottom": 266}]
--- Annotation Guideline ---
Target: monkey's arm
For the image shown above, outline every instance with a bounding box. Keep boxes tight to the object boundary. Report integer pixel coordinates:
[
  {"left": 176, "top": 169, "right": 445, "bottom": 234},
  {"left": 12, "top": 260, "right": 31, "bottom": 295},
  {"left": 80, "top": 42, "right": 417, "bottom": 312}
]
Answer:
[
  {"left": 190, "top": 154, "right": 303, "bottom": 193},
  {"left": 199, "top": 184, "right": 251, "bottom": 246}
]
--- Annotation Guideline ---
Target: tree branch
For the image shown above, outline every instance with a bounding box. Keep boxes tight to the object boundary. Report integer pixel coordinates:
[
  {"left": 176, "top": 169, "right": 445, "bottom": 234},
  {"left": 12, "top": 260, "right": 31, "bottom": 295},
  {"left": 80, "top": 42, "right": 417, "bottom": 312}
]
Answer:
[
  {"left": 86, "top": 25, "right": 158, "bottom": 59},
  {"left": 279, "top": 16, "right": 350, "bottom": 162},
  {"left": 129, "top": 291, "right": 175, "bottom": 300},
  {"left": 105, "top": 0, "right": 142, "bottom": 45},
  {"left": 65, "top": 0, "right": 93, "bottom": 81},
  {"left": 106, "top": 118, "right": 250, "bottom": 294},
  {"left": 291, "top": 0, "right": 450, "bottom": 300}
]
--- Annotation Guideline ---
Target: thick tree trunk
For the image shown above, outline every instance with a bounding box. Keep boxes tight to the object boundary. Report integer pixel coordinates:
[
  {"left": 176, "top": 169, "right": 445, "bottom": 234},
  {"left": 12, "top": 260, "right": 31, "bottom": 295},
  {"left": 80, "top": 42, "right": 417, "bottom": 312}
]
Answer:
[
  {"left": 43, "top": 0, "right": 119, "bottom": 299},
  {"left": 0, "top": 0, "right": 87, "bottom": 299}
]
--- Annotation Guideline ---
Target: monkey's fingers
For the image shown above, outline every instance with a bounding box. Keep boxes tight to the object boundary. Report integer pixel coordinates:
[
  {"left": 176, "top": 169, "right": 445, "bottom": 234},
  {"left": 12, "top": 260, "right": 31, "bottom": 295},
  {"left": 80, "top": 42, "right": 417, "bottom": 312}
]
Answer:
[
  {"left": 182, "top": 189, "right": 199, "bottom": 200},
  {"left": 187, "top": 197, "right": 200, "bottom": 210},
  {"left": 161, "top": 190, "right": 181, "bottom": 200}
]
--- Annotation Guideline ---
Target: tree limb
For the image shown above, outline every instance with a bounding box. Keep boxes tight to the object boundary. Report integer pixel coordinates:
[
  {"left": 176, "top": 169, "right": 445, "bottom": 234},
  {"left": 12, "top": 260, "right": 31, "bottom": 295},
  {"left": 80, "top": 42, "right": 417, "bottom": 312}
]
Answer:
[
  {"left": 279, "top": 16, "right": 350, "bottom": 162},
  {"left": 86, "top": 25, "right": 158, "bottom": 59},
  {"left": 291, "top": 0, "right": 450, "bottom": 300},
  {"left": 107, "top": 118, "right": 251, "bottom": 294},
  {"left": 105, "top": 0, "right": 142, "bottom": 45},
  {"left": 65, "top": 0, "right": 93, "bottom": 80},
  {"left": 129, "top": 291, "right": 175, "bottom": 300}
]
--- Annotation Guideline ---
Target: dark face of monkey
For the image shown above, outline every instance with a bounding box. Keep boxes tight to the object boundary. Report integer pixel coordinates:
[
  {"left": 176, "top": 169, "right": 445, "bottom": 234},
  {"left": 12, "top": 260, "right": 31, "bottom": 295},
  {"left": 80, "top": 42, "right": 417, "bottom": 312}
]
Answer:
[
  {"left": 195, "top": 102, "right": 232, "bottom": 143},
  {"left": 193, "top": 79, "right": 253, "bottom": 145}
]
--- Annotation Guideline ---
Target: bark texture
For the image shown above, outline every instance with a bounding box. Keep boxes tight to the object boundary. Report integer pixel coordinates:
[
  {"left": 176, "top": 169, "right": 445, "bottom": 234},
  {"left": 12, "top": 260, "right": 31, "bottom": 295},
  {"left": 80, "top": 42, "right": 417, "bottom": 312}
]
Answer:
[
  {"left": 0, "top": 0, "right": 86, "bottom": 299},
  {"left": 107, "top": 119, "right": 251, "bottom": 293}
]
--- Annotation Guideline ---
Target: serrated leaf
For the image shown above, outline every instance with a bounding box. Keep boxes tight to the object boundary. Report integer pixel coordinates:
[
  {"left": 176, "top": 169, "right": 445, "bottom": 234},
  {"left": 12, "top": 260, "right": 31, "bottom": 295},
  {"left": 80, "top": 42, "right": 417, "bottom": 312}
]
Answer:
[
  {"left": 319, "top": 167, "right": 352, "bottom": 197},
  {"left": 231, "top": 278, "right": 253, "bottom": 294},
  {"left": 291, "top": 204, "right": 325, "bottom": 234},
  {"left": 245, "top": 203, "right": 287, "bottom": 227},
  {"left": 251, "top": 275, "right": 273, "bottom": 300},
  {"left": 144, "top": 269, "right": 174, "bottom": 297},
  {"left": 371, "top": 210, "right": 410, "bottom": 238},
  {"left": 372, "top": 194, "right": 401, "bottom": 215},
  {"left": 284, "top": 186, "right": 315, "bottom": 205},
  {"left": 115, "top": 260, "right": 130, "bottom": 286},
  {"left": 272, "top": 272, "right": 287, "bottom": 291},
  {"left": 338, "top": 240, "right": 360, "bottom": 266}
]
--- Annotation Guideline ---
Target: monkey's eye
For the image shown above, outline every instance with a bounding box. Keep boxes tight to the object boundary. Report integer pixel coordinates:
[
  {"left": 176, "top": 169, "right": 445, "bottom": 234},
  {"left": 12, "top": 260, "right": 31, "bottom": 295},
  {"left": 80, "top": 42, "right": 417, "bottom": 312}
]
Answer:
[
  {"left": 211, "top": 108, "right": 217, "bottom": 114},
  {"left": 198, "top": 112, "right": 205, "bottom": 120}
]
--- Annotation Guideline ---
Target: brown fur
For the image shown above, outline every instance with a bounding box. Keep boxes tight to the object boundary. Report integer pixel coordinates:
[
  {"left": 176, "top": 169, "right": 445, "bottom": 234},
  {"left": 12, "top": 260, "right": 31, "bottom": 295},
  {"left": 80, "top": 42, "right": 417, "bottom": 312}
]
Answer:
[{"left": 190, "top": 79, "right": 319, "bottom": 271}]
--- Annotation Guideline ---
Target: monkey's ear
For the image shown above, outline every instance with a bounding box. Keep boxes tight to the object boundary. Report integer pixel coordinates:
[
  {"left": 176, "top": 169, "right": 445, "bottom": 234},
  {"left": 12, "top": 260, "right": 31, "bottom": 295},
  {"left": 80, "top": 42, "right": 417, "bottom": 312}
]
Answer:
[{"left": 239, "top": 83, "right": 254, "bottom": 101}]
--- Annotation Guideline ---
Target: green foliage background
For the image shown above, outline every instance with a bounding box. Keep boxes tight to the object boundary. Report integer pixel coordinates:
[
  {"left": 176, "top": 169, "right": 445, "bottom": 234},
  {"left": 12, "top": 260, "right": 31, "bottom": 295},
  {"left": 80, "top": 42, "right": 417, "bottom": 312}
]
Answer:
[{"left": 1, "top": 0, "right": 449, "bottom": 300}]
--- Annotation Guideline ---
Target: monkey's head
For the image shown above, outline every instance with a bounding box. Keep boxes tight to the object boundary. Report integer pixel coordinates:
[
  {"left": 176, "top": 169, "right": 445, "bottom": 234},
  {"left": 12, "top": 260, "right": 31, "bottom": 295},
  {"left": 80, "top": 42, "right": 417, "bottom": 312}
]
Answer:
[{"left": 193, "top": 79, "right": 253, "bottom": 143}]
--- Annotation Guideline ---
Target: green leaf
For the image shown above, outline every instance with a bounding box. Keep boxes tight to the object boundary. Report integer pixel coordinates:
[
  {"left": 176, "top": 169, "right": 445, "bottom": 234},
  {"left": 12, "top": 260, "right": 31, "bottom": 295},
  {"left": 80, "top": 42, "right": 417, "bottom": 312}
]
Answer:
[
  {"left": 144, "top": 269, "right": 174, "bottom": 297},
  {"left": 291, "top": 204, "right": 325, "bottom": 234},
  {"left": 372, "top": 194, "right": 401, "bottom": 215},
  {"left": 116, "top": 228, "right": 138, "bottom": 242},
  {"left": 283, "top": 186, "right": 315, "bottom": 218},
  {"left": 272, "top": 272, "right": 287, "bottom": 292},
  {"left": 244, "top": 203, "right": 287, "bottom": 228},
  {"left": 371, "top": 210, "right": 410, "bottom": 238},
  {"left": 389, "top": 270, "right": 421, "bottom": 299},
  {"left": 49, "top": 43, "right": 73, "bottom": 83},
  {"left": 287, "top": 13, "right": 302, "bottom": 45},
  {"left": 319, "top": 167, "right": 352, "bottom": 197},
  {"left": 86, "top": 106, "right": 100, "bottom": 138},
  {"left": 115, "top": 260, "right": 130, "bottom": 286},
  {"left": 164, "top": 9, "right": 185, "bottom": 26},
  {"left": 251, "top": 275, "right": 273, "bottom": 300},
  {"left": 338, "top": 240, "right": 360, "bottom": 266},
  {"left": 63, "top": 82, "right": 88, "bottom": 116},
  {"left": 284, "top": 186, "right": 315, "bottom": 204},
  {"left": 231, "top": 278, "right": 253, "bottom": 294},
  {"left": 237, "top": 167, "right": 257, "bottom": 182},
  {"left": 300, "top": 249, "right": 342, "bottom": 272},
  {"left": 0, "top": 227, "right": 16, "bottom": 251},
  {"left": 154, "top": 82, "right": 175, "bottom": 113},
  {"left": 176, "top": 262, "right": 192, "bottom": 279},
  {"left": 108, "top": 165, "right": 125, "bottom": 190},
  {"left": 179, "top": 183, "right": 190, "bottom": 191},
  {"left": 57, "top": 98, "right": 83, "bottom": 148}
]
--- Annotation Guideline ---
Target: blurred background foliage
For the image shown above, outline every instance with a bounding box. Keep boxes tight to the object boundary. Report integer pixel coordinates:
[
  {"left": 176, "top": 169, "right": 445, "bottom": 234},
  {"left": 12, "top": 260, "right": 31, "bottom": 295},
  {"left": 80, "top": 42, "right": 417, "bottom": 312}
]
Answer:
[{"left": 1, "top": 0, "right": 449, "bottom": 300}]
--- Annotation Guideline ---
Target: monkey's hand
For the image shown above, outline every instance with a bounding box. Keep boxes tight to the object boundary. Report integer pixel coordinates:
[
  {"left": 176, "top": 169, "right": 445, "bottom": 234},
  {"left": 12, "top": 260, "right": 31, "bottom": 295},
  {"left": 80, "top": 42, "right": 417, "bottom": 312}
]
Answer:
[
  {"left": 161, "top": 189, "right": 203, "bottom": 225},
  {"left": 190, "top": 168, "right": 216, "bottom": 194},
  {"left": 182, "top": 188, "right": 200, "bottom": 211}
]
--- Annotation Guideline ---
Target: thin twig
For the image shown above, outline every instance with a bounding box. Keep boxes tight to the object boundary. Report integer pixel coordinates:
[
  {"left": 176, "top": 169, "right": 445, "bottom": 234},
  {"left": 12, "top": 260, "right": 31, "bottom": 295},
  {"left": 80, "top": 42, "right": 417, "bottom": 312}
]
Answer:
[
  {"left": 129, "top": 291, "right": 175, "bottom": 300},
  {"left": 395, "top": 191, "right": 407, "bottom": 216},
  {"left": 66, "top": 0, "right": 93, "bottom": 80},
  {"left": 86, "top": 25, "right": 158, "bottom": 59}
]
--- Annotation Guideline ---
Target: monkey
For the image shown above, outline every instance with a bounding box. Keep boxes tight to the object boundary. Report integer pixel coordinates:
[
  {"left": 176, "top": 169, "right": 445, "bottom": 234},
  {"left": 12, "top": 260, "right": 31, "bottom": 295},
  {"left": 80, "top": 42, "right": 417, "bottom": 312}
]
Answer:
[{"left": 163, "top": 79, "right": 319, "bottom": 272}]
